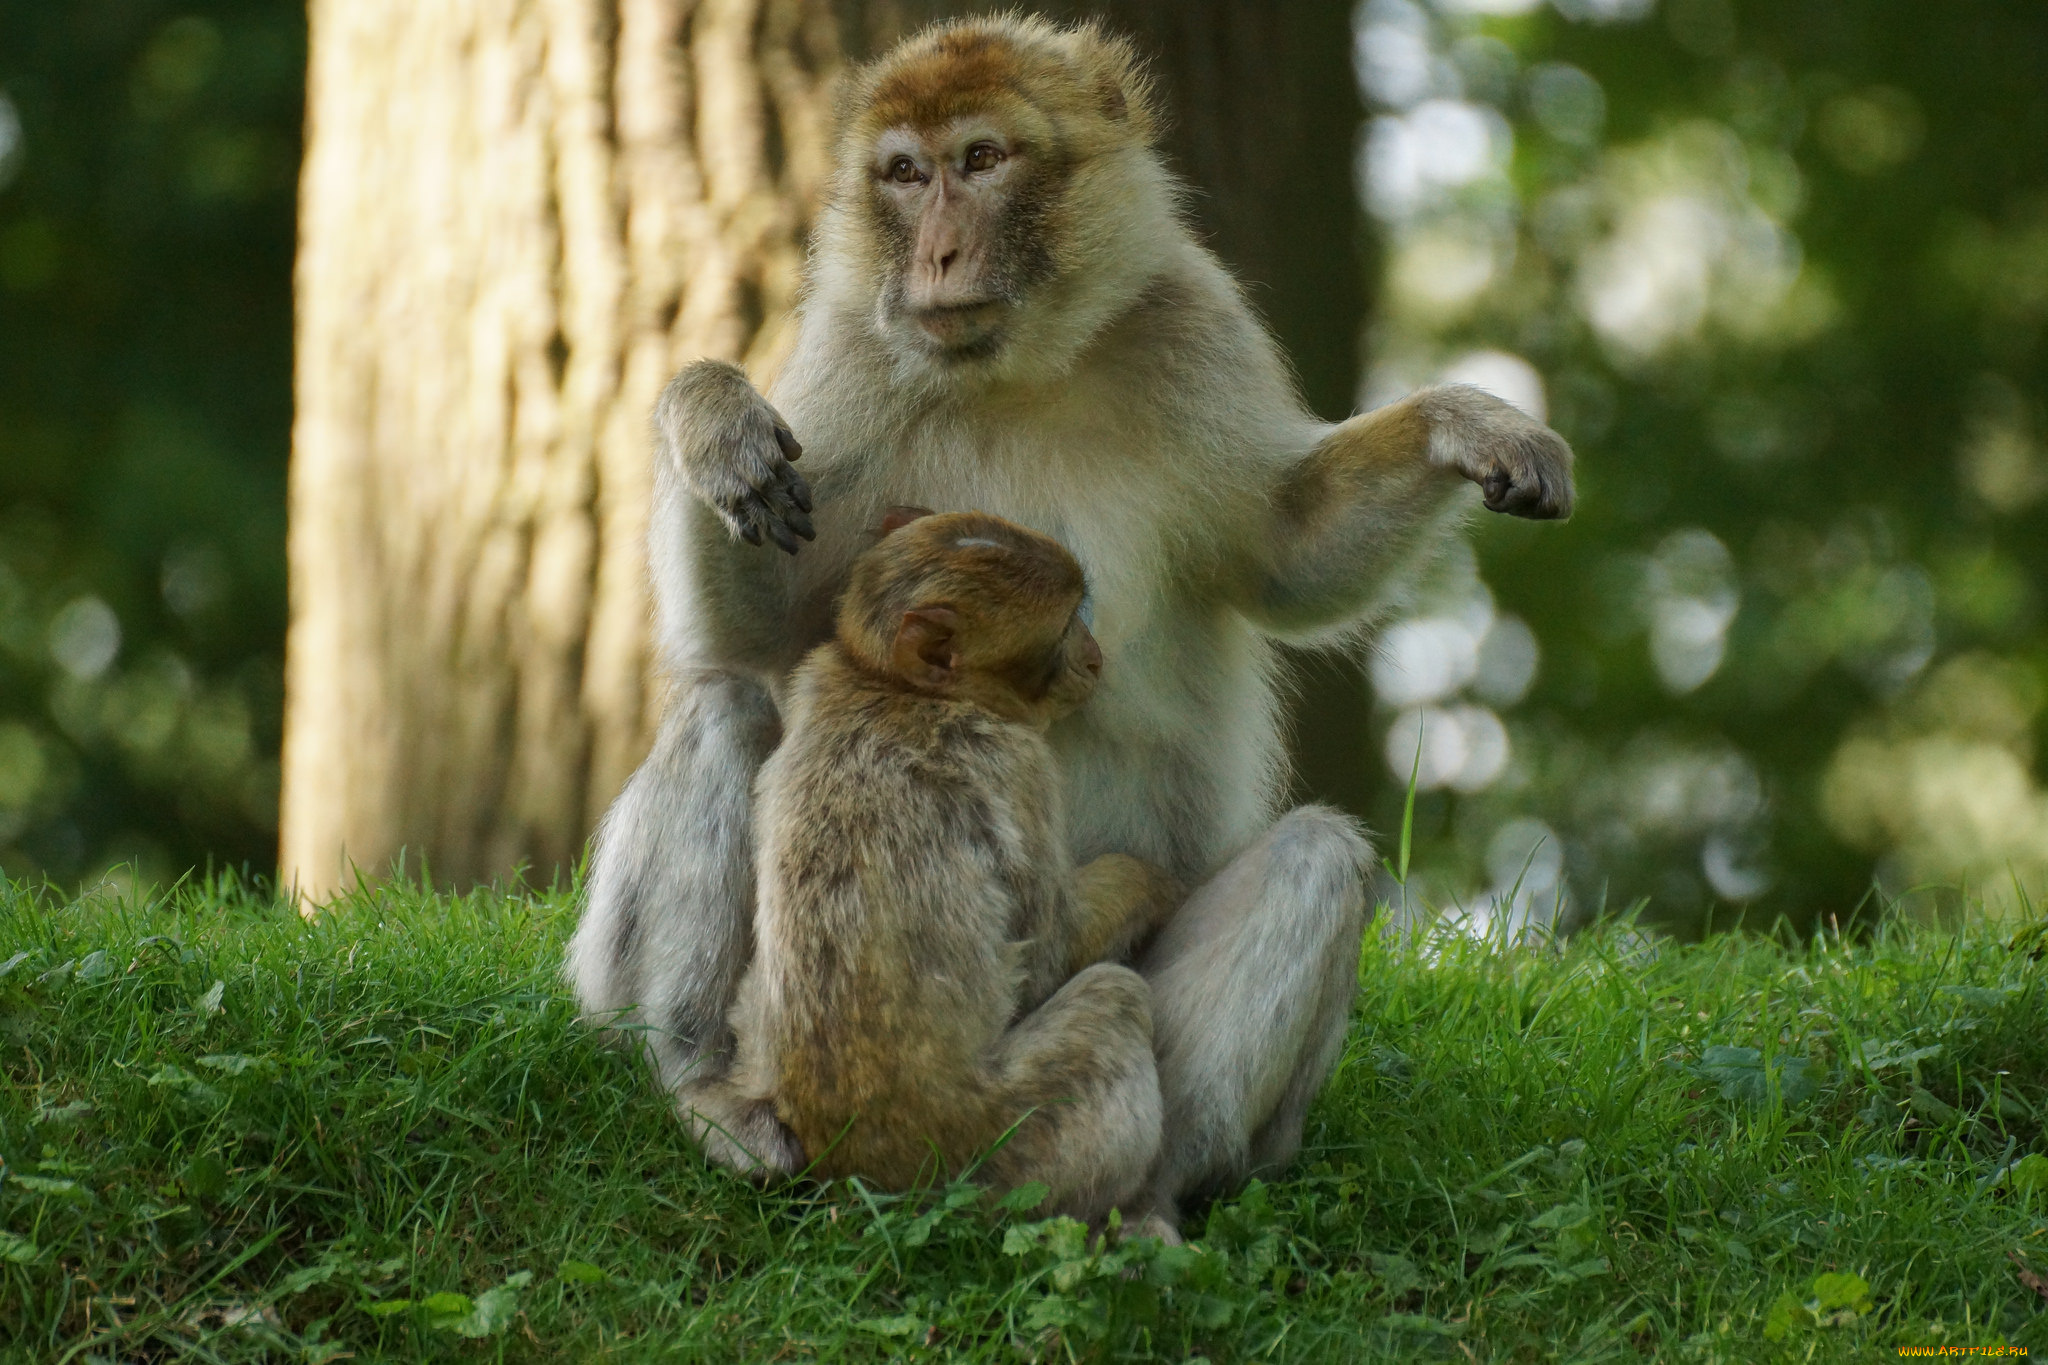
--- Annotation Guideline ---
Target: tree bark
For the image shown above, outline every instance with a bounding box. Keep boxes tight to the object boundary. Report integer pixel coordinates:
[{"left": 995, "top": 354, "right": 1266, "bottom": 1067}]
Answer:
[
  {"left": 283, "top": 0, "right": 845, "bottom": 896},
  {"left": 282, "top": 0, "right": 1368, "bottom": 896}
]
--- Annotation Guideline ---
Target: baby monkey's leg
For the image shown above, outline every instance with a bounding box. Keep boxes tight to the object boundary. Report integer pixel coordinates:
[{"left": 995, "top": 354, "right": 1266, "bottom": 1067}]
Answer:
[{"left": 981, "top": 963, "right": 1164, "bottom": 1229}]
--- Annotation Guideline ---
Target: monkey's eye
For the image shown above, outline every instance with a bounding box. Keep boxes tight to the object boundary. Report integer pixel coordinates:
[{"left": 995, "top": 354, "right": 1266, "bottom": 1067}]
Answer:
[
  {"left": 964, "top": 142, "right": 1004, "bottom": 173},
  {"left": 887, "top": 155, "right": 923, "bottom": 184}
]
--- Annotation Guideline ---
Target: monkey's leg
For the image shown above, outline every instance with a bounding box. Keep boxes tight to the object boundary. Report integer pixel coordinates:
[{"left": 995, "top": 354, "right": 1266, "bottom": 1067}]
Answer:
[
  {"left": 564, "top": 670, "right": 779, "bottom": 1096},
  {"left": 1135, "top": 805, "right": 1371, "bottom": 1217},
  {"left": 982, "top": 963, "right": 1164, "bottom": 1227},
  {"left": 676, "top": 1081, "right": 805, "bottom": 1181}
]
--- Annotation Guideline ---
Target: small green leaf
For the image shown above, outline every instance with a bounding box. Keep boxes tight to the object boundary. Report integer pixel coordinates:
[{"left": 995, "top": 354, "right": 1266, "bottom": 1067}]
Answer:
[
  {"left": 148, "top": 1065, "right": 226, "bottom": 1104},
  {"left": 1368, "top": 1252, "right": 1423, "bottom": 1298},
  {"left": 74, "top": 950, "right": 113, "bottom": 982},
  {"left": 0, "top": 950, "right": 38, "bottom": 980},
  {"left": 1908, "top": 1087, "right": 1960, "bottom": 1124},
  {"left": 996, "top": 1181, "right": 1049, "bottom": 1214},
  {"left": 1848, "top": 1038, "right": 1942, "bottom": 1070},
  {"left": 1531, "top": 1202, "right": 1592, "bottom": 1231},
  {"left": 1763, "top": 1291, "right": 1810, "bottom": 1341},
  {"left": 557, "top": 1260, "right": 606, "bottom": 1284},
  {"left": 1699, "top": 1046, "right": 1819, "bottom": 1106},
  {"left": 0, "top": 1231, "right": 40, "bottom": 1263},
  {"left": 445, "top": 1274, "right": 530, "bottom": 1338},
  {"left": 198, "top": 1053, "right": 270, "bottom": 1075},
  {"left": 1380, "top": 1313, "right": 1461, "bottom": 1336},
  {"left": 1810, "top": 1271, "right": 1872, "bottom": 1314},
  {"left": 1940, "top": 985, "right": 2016, "bottom": 1009},
  {"left": 420, "top": 1291, "right": 472, "bottom": 1316},
  {"left": 2009, "top": 1153, "right": 2048, "bottom": 1195},
  {"left": 181, "top": 1154, "right": 229, "bottom": 1199},
  {"left": 363, "top": 1298, "right": 412, "bottom": 1317},
  {"left": 196, "top": 979, "right": 225, "bottom": 1014},
  {"left": 12, "top": 1173, "right": 82, "bottom": 1197},
  {"left": 855, "top": 1314, "right": 921, "bottom": 1337},
  {"left": 1001, "top": 1224, "right": 1040, "bottom": 1256},
  {"left": 281, "top": 1262, "right": 341, "bottom": 1294},
  {"left": 33, "top": 1100, "right": 92, "bottom": 1125}
]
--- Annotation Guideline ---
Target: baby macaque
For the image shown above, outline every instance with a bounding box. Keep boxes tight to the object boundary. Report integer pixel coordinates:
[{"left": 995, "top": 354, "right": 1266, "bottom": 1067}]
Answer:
[{"left": 710, "top": 509, "right": 1180, "bottom": 1225}]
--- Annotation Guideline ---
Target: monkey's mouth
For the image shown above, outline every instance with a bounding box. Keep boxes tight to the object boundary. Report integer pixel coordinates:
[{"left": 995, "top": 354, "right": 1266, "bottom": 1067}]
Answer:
[{"left": 911, "top": 301, "right": 1008, "bottom": 354}]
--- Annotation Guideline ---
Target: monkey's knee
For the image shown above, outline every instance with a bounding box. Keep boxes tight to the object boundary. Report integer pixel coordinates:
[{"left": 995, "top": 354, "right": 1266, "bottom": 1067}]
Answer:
[
  {"left": 991, "top": 965, "right": 1161, "bottom": 1221},
  {"left": 1266, "top": 805, "right": 1374, "bottom": 929}
]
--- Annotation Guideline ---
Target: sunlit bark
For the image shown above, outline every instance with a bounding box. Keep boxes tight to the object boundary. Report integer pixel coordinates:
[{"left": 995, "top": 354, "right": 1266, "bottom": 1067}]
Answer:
[{"left": 284, "top": 0, "right": 845, "bottom": 896}]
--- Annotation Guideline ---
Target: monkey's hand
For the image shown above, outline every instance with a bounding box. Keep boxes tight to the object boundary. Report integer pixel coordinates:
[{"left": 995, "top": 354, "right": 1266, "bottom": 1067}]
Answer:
[
  {"left": 1420, "top": 384, "right": 1575, "bottom": 521},
  {"left": 655, "top": 359, "right": 817, "bottom": 554}
]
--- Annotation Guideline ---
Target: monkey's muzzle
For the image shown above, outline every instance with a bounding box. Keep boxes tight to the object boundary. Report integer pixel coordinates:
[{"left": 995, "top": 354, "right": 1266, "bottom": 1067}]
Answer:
[{"left": 912, "top": 301, "right": 1008, "bottom": 352}]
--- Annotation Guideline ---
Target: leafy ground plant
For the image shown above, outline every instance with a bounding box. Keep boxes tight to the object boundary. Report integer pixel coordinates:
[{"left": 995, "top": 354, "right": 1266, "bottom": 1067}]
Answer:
[{"left": 2, "top": 872, "right": 2045, "bottom": 1362}]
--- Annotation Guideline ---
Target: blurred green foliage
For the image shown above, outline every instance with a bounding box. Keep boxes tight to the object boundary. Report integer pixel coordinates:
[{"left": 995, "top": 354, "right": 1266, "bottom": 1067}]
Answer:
[
  {"left": 0, "top": 1, "right": 2042, "bottom": 931},
  {"left": 1351, "top": 0, "right": 2048, "bottom": 931},
  {"left": 0, "top": 1, "right": 300, "bottom": 885}
]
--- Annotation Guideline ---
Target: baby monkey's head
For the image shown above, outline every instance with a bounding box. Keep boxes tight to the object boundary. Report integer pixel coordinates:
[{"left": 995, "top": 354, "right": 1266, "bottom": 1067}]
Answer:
[{"left": 839, "top": 508, "right": 1101, "bottom": 725}]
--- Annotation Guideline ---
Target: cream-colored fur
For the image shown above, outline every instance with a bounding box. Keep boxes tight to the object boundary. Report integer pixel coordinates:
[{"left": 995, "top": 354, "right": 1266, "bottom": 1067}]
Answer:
[{"left": 565, "top": 14, "right": 1572, "bottom": 1211}]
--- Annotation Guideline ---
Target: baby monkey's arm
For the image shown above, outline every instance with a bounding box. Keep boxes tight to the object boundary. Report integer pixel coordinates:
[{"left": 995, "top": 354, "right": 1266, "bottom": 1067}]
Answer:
[{"left": 1068, "top": 853, "right": 1184, "bottom": 974}]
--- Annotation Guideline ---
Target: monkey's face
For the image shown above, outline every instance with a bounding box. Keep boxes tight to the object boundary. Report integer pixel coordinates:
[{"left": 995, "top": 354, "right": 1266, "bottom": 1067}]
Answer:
[
  {"left": 838, "top": 19, "right": 1157, "bottom": 373},
  {"left": 867, "top": 118, "right": 1059, "bottom": 363},
  {"left": 1036, "top": 607, "right": 1104, "bottom": 720}
]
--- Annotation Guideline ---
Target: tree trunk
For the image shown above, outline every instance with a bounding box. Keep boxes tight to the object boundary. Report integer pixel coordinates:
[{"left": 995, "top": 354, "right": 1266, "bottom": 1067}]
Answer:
[
  {"left": 281, "top": 0, "right": 1368, "bottom": 897},
  {"left": 283, "top": 0, "right": 846, "bottom": 897}
]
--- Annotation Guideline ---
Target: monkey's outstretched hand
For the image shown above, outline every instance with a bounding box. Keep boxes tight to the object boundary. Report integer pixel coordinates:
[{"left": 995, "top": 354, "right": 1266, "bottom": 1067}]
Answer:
[
  {"left": 1421, "top": 384, "right": 1575, "bottom": 521},
  {"left": 655, "top": 359, "right": 816, "bottom": 554}
]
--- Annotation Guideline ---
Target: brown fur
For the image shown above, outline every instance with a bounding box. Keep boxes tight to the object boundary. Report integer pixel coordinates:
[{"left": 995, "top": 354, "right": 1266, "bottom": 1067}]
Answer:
[
  {"left": 723, "top": 512, "right": 1175, "bottom": 1212},
  {"left": 839, "top": 17, "right": 1159, "bottom": 160},
  {"left": 571, "top": 14, "right": 1571, "bottom": 1226}
]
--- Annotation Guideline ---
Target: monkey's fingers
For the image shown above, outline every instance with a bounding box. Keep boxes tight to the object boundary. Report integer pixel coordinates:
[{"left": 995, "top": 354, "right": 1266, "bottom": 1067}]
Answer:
[
  {"left": 774, "top": 423, "right": 804, "bottom": 463},
  {"left": 728, "top": 441, "right": 819, "bottom": 554},
  {"left": 701, "top": 466, "right": 804, "bottom": 551}
]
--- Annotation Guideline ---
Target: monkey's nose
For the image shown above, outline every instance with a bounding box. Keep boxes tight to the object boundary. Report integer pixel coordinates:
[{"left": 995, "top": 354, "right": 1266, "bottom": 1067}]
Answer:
[{"left": 1080, "top": 634, "right": 1103, "bottom": 677}]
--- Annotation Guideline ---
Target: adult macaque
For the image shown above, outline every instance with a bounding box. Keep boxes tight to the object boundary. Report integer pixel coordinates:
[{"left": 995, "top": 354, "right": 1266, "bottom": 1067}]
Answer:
[
  {"left": 568, "top": 16, "right": 1573, "bottom": 1225},
  {"left": 693, "top": 510, "right": 1178, "bottom": 1226}
]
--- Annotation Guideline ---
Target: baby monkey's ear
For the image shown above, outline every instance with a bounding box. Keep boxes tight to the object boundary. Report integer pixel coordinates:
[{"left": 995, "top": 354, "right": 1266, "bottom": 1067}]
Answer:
[
  {"left": 878, "top": 505, "right": 938, "bottom": 537},
  {"left": 892, "top": 606, "right": 961, "bottom": 686}
]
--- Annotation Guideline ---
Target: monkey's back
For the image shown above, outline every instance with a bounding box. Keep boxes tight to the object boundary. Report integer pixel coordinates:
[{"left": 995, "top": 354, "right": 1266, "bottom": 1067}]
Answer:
[{"left": 736, "top": 647, "right": 1067, "bottom": 1185}]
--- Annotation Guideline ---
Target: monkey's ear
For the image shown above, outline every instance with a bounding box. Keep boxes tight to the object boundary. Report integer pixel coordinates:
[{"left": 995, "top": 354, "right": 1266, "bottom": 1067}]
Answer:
[
  {"left": 893, "top": 606, "right": 961, "bottom": 684},
  {"left": 879, "top": 505, "right": 938, "bottom": 537}
]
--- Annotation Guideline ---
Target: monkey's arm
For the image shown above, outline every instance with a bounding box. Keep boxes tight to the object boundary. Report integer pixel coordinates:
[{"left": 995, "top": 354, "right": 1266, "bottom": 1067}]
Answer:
[
  {"left": 658, "top": 360, "right": 815, "bottom": 553},
  {"left": 1244, "top": 385, "right": 1573, "bottom": 637},
  {"left": 650, "top": 361, "right": 822, "bottom": 673},
  {"left": 1064, "top": 854, "right": 1185, "bottom": 975}
]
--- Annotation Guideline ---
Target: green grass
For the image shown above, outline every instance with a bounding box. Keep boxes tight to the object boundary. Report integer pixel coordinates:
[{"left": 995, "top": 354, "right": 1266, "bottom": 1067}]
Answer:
[{"left": 2, "top": 875, "right": 2045, "bottom": 1363}]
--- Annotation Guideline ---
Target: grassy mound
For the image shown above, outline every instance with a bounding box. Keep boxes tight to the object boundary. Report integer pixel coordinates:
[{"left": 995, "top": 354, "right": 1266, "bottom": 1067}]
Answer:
[{"left": 2, "top": 875, "right": 2044, "bottom": 1362}]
